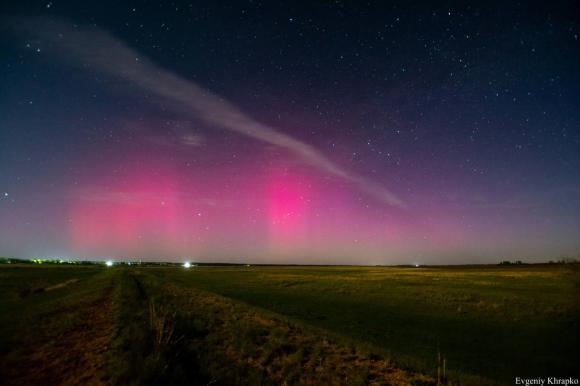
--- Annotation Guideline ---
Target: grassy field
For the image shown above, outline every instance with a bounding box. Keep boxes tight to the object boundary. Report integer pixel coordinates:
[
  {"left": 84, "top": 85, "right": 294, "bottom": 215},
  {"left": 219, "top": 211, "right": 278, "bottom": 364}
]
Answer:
[{"left": 0, "top": 264, "right": 578, "bottom": 385}]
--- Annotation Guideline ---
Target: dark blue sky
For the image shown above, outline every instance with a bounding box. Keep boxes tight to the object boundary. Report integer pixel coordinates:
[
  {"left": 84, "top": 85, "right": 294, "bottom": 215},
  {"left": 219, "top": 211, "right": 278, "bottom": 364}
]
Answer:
[{"left": 0, "top": 1, "right": 579, "bottom": 263}]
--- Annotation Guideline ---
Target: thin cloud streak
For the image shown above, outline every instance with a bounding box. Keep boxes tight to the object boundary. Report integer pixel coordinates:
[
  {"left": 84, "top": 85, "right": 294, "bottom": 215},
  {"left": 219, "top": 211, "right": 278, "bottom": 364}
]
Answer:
[
  {"left": 11, "top": 16, "right": 405, "bottom": 207},
  {"left": 72, "top": 186, "right": 232, "bottom": 208}
]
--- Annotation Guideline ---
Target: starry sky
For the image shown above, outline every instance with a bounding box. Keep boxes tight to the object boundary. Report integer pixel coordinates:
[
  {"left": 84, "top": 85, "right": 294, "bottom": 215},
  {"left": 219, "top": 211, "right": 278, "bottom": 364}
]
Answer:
[{"left": 0, "top": 1, "right": 579, "bottom": 264}]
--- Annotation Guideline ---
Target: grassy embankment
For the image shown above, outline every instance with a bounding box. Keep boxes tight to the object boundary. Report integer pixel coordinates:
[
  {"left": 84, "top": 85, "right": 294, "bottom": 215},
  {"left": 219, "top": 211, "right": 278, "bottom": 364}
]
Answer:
[
  {"left": 0, "top": 265, "right": 114, "bottom": 384},
  {"left": 160, "top": 265, "right": 580, "bottom": 384},
  {"left": 0, "top": 265, "right": 436, "bottom": 385},
  {"left": 0, "top": 264, "right": 578, "bottom": 385}
]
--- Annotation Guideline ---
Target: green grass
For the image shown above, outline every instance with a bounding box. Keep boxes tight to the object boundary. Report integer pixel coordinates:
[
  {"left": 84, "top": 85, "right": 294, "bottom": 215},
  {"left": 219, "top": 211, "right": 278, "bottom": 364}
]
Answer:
[
  {"left": 0, "top": 265, "right": 115, "bottom": 384},
  {"left": 157, "top": 265, "right": 580, "bottom": 384},
  {"left": 124, "top": 269, "right": 432, "bottom": 385},
  {"left": 0, "top": 264, "right": 578, "bottom": 385},
  {"left": 0, "top": 265, "right": 109, "bottom": 351},
  {"left": 108, "top": 269, "right": 207, "bottom": 385}
]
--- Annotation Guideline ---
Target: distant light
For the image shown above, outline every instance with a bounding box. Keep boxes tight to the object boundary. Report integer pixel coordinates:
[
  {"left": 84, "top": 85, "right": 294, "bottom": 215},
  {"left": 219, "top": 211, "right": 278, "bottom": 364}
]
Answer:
[
  {"left": 183, "top": 261, "right": 191, "bottom": 268},
  {"left": 105, "top": 260, "right": 113, "bottom": 267},
  {"left": 415, "top": 263, "right": 420, "bottom": 268}
]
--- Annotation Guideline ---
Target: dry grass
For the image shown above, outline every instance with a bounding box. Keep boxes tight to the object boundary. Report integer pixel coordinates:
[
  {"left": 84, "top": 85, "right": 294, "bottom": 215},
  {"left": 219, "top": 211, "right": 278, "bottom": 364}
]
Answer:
[
  {"left": 1, "top": 283, "right": 114, "bottom": 385},
  {"left": 154, "top": 280, "right": 437, "bottom": 385}
]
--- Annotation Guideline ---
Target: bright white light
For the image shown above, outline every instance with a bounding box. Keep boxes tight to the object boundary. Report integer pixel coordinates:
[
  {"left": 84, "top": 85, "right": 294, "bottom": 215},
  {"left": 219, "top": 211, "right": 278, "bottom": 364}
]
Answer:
[
  {"left": 415, "top": 263, "right": 420, "bottom": 268},
  {"left": 105, "top": 260, "right": 113, "bottom": 267},
  {"left": 183, "top": 261, "right": 191, "bottom": 268}
]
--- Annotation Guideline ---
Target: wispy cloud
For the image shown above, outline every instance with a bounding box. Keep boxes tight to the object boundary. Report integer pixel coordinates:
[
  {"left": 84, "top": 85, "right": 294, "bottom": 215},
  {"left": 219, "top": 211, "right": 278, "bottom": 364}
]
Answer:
[
  {"left": 72, "top": 186, "right": 232, "bottom": 207},
  {"left": 180, "top": 133, "right": 204, "bottom": 146},
  {"left": 9, "top": 16, "right": 405, "bottom": 207}
]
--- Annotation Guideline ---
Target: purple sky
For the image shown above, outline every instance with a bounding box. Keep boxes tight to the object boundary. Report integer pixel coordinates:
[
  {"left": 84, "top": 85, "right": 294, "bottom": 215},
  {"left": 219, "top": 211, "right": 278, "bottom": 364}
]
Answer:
[{"left": 1, "top": 2, "right": 579, "bottom": 263}]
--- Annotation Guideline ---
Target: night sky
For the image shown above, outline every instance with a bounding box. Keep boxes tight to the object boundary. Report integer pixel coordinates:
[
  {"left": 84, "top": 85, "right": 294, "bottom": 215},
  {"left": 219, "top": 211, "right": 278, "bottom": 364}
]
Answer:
[{"left": 1, "top": 1, "right": 579, "bottom": 264}]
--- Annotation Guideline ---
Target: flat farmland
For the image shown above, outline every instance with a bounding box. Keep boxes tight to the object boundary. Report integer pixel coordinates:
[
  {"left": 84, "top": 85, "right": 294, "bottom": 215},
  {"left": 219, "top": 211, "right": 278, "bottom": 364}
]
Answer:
[{"left": 0, "top": 264, "right": 578, "bottom": 385}]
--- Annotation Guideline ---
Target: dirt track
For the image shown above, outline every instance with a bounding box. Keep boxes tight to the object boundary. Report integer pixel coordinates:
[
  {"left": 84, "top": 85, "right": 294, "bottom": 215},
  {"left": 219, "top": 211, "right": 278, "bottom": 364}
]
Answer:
[{"left": 2, "top": 290, "right": 114, "bottom": 386}]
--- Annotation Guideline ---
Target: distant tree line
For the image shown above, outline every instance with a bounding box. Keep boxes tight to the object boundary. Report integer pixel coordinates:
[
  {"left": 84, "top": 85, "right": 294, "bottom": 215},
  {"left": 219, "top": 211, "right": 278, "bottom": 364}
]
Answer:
[
  {"left": 0, "top": 257, "right": 252, "bottom": 267},
  {"left": 0, "top": 257, "right": 100, "bottom": 265},
  {"left": 499, "top": 257, "right": 579, "bottom": 265}
]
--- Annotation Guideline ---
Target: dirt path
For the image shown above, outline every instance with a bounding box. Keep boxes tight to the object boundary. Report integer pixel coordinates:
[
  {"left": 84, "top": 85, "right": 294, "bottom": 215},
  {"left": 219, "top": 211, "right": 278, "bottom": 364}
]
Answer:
[{"left": 3, "top": 289, "right": 114, "bottom": 386}]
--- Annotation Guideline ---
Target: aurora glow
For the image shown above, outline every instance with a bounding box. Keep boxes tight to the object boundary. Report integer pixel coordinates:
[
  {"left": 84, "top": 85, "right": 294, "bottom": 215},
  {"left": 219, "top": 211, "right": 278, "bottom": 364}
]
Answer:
[{"left": 0, "top": 1, "right": 579, "bottom": 264}]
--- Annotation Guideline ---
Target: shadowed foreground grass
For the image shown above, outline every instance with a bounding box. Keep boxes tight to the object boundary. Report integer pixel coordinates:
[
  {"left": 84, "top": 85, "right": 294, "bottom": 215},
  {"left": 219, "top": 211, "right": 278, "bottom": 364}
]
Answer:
[
  {"left": 149, "top": 264, "right": 580, "bottom": 384},
  {"left": 0, "top": 264, "right": 578, "bottom": 385}
]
